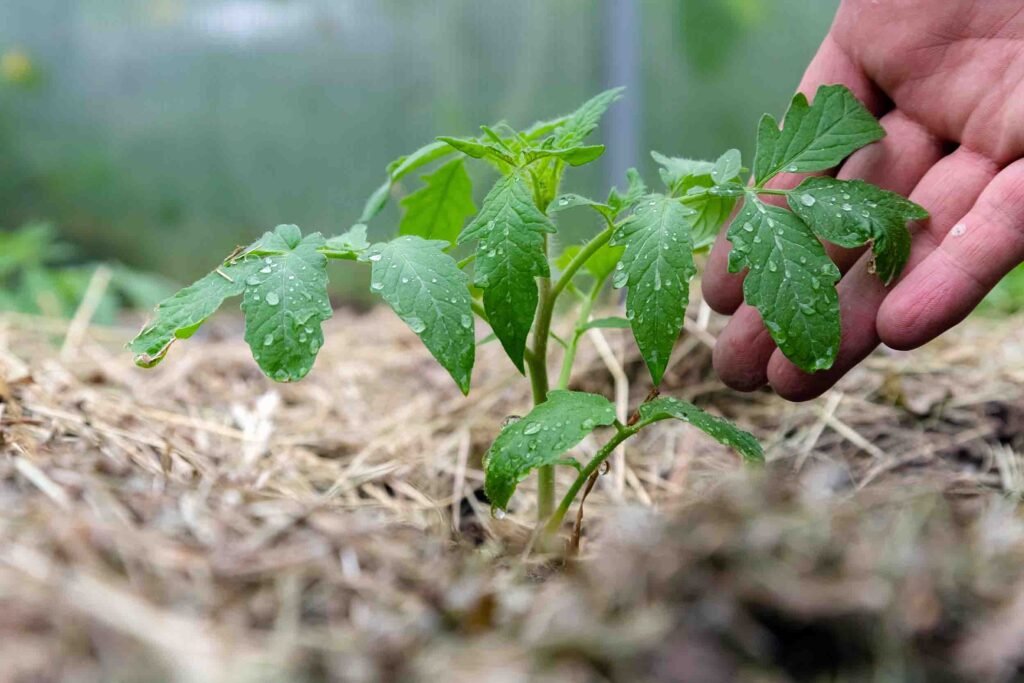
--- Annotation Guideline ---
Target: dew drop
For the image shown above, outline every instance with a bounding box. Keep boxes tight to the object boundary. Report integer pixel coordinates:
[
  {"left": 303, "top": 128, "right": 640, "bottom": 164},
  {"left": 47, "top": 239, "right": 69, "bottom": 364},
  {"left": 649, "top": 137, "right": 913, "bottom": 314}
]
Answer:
[
  {"left": 581, "top": 418, "right": 596, "bottom": 430},
  {"left": 490, "top": 506, "right": 506, "bottom": 520},
  {"left": 260, "top": 266, "right": 272, "bottom": 274},
  {"left": 523, "top": 422, "right": 542, "bottom": 435},
  {"left": 951, "top": 222, "right": 967, "bottom": 237},
  {"left": 558, "top": 198, "right": 569, "bottom": 206},
  {"left": 405, "top": 316, "right": 426, "bottom": 333},
  {"left": 265, "top": 292, "right": 280, "bottom": 306},
  {"left": 841, "top": 203, "right": 853, "bottom": 211},
  {"left": 367, "top": 253, "right": 382, "bottom": 262},
  {"left": 742, "top": 222, "right": 754, "bottom": 232},
  {"left": 787, "top": 165, "right": 798, "bottom": 172},
  {"left": 370, "top": 280, "right": 384, "bottom": 291},
  {"left": 246, "top": 276, "right": 261, "bottom": 286},
  {"left": 263, "top": 334, "right": 274, "bottom": 346},
  {"left": 800, "top": 194, "right": 816, "bottom": 207},
  {"left": 460, "top": 314, "right": 473, "bottom": 329}
]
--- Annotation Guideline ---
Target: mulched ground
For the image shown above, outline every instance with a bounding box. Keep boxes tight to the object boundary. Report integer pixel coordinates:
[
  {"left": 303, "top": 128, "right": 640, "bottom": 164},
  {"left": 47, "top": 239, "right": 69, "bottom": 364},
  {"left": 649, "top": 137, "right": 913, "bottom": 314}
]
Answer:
[{"left": 1, "top": 293, "right": 1022, "bottom": 682}]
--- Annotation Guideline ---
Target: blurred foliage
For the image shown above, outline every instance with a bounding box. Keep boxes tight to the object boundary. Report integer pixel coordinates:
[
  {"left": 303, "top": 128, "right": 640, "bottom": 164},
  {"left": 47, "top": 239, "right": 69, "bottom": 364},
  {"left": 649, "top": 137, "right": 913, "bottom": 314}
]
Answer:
[
  {"left": 978, "top": 264, "right": 1024, "bottom": 316},
  {"left": 0, "top": 223, "right": 177, "bottom": 322},
  {"left": 6, "top": 1, "right": 1017, "bottom": 316},
  {"left": 0, "top": 0, "right": 839, "bottom": 288}
]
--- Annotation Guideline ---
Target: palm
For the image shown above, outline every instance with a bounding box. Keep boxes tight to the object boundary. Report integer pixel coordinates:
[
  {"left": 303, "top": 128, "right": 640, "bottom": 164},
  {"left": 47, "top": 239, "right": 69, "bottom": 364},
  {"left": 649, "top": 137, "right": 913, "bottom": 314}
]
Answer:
[
  {"left": 704, "top": 0, "right": 1024, "bottom": 400},
  {"left": 836, "top": 0, "right": 1024, "bottom": 162}
]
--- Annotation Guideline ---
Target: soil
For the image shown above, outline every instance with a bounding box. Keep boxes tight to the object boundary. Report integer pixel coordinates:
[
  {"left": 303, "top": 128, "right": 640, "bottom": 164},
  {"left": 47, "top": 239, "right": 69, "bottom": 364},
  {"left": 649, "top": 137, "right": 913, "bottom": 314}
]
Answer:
[{"left": 1, "top": 298, "right": 1022, "bottom": 682}]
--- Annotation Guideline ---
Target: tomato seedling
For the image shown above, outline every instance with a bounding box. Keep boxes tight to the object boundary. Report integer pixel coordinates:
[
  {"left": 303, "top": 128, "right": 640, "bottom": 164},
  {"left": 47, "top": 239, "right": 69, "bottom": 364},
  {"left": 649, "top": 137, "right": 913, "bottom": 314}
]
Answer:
[{"left": 130, "top": 86, "right": 925, "bottom": 535}]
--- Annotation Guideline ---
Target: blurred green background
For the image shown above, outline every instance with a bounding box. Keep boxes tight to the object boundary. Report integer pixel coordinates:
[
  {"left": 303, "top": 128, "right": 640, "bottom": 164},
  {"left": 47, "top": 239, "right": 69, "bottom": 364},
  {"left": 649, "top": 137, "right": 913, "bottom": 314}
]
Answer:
[{"left": 1, "top": 0, "right": 1019, "bottom": 314}]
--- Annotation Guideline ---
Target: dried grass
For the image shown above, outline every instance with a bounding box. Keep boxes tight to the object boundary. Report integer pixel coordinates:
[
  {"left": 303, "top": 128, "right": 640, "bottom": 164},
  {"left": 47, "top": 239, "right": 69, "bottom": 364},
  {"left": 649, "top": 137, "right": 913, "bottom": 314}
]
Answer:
[{"left": 0, "top": 293, "right": 1022, "bottom": 682}]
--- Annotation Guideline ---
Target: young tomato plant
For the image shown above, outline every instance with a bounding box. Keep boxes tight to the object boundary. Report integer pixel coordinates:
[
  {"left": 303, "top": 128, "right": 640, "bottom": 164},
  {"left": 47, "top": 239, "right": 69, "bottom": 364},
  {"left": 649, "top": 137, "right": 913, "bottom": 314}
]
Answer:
[{"left": 130, "top": 86, "right": 925, "bottom": 534}]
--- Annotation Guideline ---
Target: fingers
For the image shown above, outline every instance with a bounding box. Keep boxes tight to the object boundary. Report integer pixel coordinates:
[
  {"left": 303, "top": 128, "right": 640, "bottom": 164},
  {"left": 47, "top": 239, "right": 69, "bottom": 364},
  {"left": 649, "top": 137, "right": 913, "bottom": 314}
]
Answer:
[
  {"left": 703, "top": 34, "right": 885, "bottom": 315},
  {"left": 713, "top": 111, "right": 944, "bottom": 393},
  {"left": 766, "top": 146, "right": 998, "bottom": 400},
  {"left": 878, "top": 158, "right": 1024, "bottom": 349}
]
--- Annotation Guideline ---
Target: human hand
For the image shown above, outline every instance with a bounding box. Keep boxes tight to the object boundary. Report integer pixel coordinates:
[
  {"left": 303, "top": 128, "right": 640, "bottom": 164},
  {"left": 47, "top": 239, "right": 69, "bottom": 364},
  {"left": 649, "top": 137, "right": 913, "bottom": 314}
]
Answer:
[{"left": 704, "top": 0, "right": 1024, "bottom": 400}]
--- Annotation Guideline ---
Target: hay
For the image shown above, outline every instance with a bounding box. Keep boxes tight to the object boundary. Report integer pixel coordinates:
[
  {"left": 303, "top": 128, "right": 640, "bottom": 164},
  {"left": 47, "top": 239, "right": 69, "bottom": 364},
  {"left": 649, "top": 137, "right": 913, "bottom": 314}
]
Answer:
[{"left": 0, "top": 294, "right": 1022, "bottom": 682}]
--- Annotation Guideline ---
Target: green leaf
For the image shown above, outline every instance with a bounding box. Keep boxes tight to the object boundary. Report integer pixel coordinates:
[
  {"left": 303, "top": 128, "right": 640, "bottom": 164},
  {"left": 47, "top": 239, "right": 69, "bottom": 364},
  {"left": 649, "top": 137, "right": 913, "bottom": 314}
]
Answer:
[
  {"left": 611, "top": 194, "right": 697, "bottom": 384},
  {"left": 437, "top": 136, "right": 513, "bottom": 164},
  {"left": 753, "top": 84, "right": 885, "bottom": 184},
  {"left": 365, "top": 236, "right": 475, "bottom": 394},
  {"left": 608, "top": 167, "right": 648, "bottom": 214},
  {"left": 361, "top": 141, "right": 458, "bottom": 223},
  {"left": 681, "top": 190, "right": 740, "bottom": 249},
  {"left": 554, "top": 87, "right": 625, "bottom": 147},
  {"left": 727, "top": 195, "right": 840, "bottom": 372},
  {"left": 459, "top": 174, "right": 555, "bottom": 372},
  {"left": 130, "top": 261, "right": 255, "bottom": 368},
  {"left": 386, "top": 140, "right": 454, "bottom": 181},
  {"left": 483, "top": 390, "right": 617, "bottom": 510},
  {"left": 711, "top": 148, "right": 742, "bottom": 185},
  {"left": 580, "top": 316, "right": 631, "bottom": 331},
  {"left": 398, "top": 158, "right": 476, "bottom": 244},
  {"left": 635, "top": 397, "right": 763, "bottom": 462},
  {"left": 555, "top": 242, "right": 623, "bottom": 283},
  {"left": 320, "top": 224, "right": 370, "bottom": 260},
  {"left": 241, "top": 225, "right": 332, "bottom": 382},
  {"left": 788, "top": 177, "right": 929, "bottom": 284},
  {"left": 651, "top": 151, "right": 715, "bottom": 192},
  {"left": 360, "top": 181, "right": 392, "bottom": 223},
  {"left": 526, "top": 144, "right": 606, "bottom": 167},
  {"left": 549, "top": 193, "right": 613, "bottom": 216}
]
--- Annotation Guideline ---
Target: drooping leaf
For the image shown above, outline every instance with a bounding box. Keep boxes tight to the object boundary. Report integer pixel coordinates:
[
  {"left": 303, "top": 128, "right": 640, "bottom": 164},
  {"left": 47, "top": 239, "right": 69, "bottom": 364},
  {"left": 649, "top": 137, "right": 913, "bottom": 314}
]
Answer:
[
  {"left": 360, "top": 181, "right": 392, "bottom": 223},
  {"left": 635, "top": 396, "right": 763, "bottom": 462},
  {"left": 458, "top": 174, "right": 555, "bottom": 372},
  {"left": 483, "top": 390, "right": 617, "bottom": 510},
  {"left": 727, "top": 195, "right": 841, "bottom": 372},
  {"left": 130, "top": 261, "right": 256, "bottom": 368},
  {"left": 241, "top": 225, "right": 333, "bottom": 382},
  {"left": 365, "top": 236, "right": 476, "bottom": 394},
  {"left": 398, "top": 158, "right": 476, "bottom": 244},
  {"left": 611, "top": 194, "right": 697, "bottom": 384},
  {"left": 554, "top": 87, "right": 625, "bottom": 147},
  {"left": 361, "top": 141, "right": 458, "bottom": 223},
  {"left": 753, "top": 84, "right": 885, "bottom": 184},
  {"left": 788, "top": 177, "right": 929, "bottom": 284},
  {"left": 320, "top": 224, "right": 370, "bottom": 260}
]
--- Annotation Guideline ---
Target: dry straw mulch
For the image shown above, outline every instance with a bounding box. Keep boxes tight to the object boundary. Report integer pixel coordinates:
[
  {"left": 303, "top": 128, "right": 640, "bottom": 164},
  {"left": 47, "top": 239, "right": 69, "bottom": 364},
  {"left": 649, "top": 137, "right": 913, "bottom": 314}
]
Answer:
[{"left": 0, "top": 299, "right": 1022, "bottom": 682}]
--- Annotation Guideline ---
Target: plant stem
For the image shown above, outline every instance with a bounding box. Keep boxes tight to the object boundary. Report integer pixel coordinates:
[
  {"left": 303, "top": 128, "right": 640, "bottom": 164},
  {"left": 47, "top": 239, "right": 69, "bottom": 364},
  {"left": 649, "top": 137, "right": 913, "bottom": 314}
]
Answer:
[
  {"left": 456, "top": 253, "right": 476, "bottom": 269},
  {"left": 544, "top": 421, "right": 639, "bottom": 535},
  {"left": 550, "top": 225, "right": 614, "bottom": 302},
  {"left": 556, "top": 277, "right": 606, "bottom": 391},
  {"left": 755, "top": 187, "right": 789, "bottom": 196},
  {"left": 529, "top": 222, "right": 615, "bottom": 521}
]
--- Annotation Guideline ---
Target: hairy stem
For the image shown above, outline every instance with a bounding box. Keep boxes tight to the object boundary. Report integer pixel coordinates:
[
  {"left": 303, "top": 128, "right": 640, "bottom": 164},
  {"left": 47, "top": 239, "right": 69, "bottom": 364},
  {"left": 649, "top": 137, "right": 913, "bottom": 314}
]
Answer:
[
  {"left": 544, "top": 421, "right": 638, "bottom": 535},
  {"left": 528, "top": 275, "right": 554, "bottom": 520}
]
